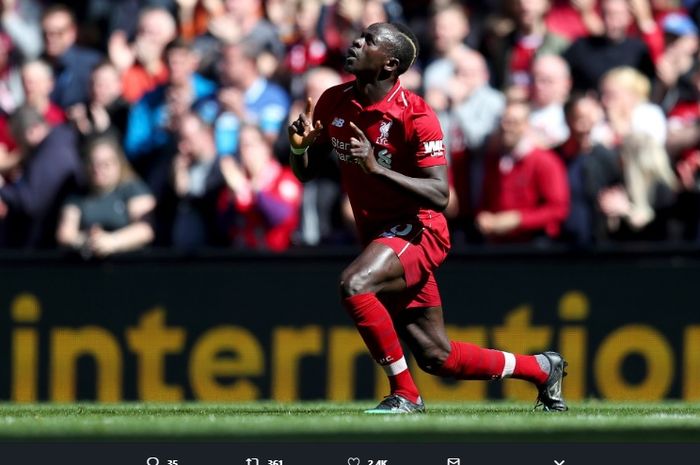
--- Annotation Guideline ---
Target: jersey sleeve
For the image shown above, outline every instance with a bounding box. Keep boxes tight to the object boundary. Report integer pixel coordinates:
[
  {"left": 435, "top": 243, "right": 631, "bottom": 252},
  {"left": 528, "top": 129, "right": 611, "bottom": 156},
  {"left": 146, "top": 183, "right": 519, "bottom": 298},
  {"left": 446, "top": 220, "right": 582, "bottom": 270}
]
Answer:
[{"left": 408, "top": 101, "right": 447, "bottom": 168}]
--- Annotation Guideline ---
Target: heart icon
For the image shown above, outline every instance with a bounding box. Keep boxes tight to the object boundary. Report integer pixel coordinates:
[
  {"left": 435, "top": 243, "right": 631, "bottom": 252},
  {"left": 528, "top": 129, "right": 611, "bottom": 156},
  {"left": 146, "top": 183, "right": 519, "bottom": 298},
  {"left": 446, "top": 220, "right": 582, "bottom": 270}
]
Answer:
[{"left": 347, "top": 458, "right": 360, "bottom": 465}]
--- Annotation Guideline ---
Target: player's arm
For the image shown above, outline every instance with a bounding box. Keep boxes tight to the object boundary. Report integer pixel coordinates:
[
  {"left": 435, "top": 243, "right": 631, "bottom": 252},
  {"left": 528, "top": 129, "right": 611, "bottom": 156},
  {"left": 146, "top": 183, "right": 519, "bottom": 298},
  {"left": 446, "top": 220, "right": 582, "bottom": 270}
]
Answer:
[
  {"left": 349, "top": 122, "right": 449, "bottom": 211},
  {"left": 288, "top": 98, "right": 326, "bottom": 183}
]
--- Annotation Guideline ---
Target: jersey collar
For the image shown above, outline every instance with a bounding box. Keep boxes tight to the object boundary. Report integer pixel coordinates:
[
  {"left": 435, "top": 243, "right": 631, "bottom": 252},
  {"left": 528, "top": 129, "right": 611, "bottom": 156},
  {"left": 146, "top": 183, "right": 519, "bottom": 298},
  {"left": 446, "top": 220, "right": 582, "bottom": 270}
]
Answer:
[{"left": 348, "top": 79, "right": 408, "bottom": 118}]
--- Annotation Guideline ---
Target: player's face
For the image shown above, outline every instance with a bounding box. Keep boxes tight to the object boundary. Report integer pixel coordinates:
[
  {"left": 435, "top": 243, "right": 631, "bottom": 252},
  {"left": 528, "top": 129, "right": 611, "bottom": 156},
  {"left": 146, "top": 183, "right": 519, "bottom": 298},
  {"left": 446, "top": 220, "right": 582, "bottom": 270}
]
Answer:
[{"left": 344, "top": 23, "right": 392, "bottom": 75}]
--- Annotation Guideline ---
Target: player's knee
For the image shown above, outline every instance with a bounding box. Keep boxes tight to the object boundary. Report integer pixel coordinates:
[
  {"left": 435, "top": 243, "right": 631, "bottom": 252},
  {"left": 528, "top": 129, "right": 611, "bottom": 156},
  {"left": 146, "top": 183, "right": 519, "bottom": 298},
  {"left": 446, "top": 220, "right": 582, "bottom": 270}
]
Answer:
[
  {"left": 416, "top": 346, "right": 450, "bottom": 375},
  {"left": 339, "top": 270, "right": 371, "bottom": 297}
]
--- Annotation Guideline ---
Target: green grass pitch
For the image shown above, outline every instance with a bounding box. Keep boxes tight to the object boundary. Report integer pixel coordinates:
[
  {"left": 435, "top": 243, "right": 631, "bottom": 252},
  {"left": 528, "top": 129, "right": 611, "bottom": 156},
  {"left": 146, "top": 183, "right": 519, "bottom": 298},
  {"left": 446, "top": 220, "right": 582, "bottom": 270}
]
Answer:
[{"left": 0, "top": 402, "right": 699, "bottom": 442}]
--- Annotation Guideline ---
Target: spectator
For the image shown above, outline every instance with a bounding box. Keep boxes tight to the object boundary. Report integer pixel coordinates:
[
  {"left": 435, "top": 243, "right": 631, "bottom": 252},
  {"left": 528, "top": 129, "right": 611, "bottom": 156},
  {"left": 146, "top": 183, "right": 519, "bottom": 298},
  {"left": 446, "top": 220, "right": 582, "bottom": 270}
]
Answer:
[
  {"left": 194, "top": 0, "right": 285, "bottom": 78},
  {"left": 0, "top": 31, "right": 22, "bottom": 114},
  {"left": 443, "top": 47, "right": 505, "bottom": 230},
  {"left": 0, "top": 105, "right": 83, "bottom": 247},
  {"left": 124, "top": 38, "right": 217, "bottom": 168},
  {"left": 281, "top": 66, "right": 345, "bottom": 246},
  {"left": 0, "top": 114, "right": 19, "bottom": 184},
  {"left": 477, "top": 100, "right": 570, "bottom": 242},
  {"left": 598, "top": 132, "right": 679, "bottom": 239},
  {"left": 1, "top": 0, "right": 43, "bottom": 60},
  {"left": 652, "top": 12, "right": 699, "bottom": 111},
  {"left": 20, "top": 60, "right": 65, "bottom": 126},
  {"left": 667, "top": 61, "right": 700, "bottom": 190},
  {"left": 67, "top": 61, "right": 129, "bottom": 141},
  {"left": 41, "top": 4, "right": 102, "bottom": 109},
  {"left": 281, "top": 0, "right": 327, "bottom": 99},
  {"left": 171, "top": 112, "right": 225, "bottom": 248},
  {"left": 176, "top": 0, "right": 223, "bottom": 41},
  {"left": 482, "top": 0, "right": 570, "bottom": 90},
  {"left": 529, "top": 54, "right": 572, "bottom": 148},
  {"left": 214, "top": 41, "right": 290, "bottom": 157},
  {"left": 109, "top": 6, "right": 177, "bottom": 104},
  {"left": 446, "top": 47, "right": 506, "bottom": 152},
  {"left": 545, "top": 0, "right": 604, "bottom": 41},
  {"left": 218, "top": 123, "right": 302, "bottom": 251},
  {"left": 661, "top": 60, "right": 700, "bottom": 239},
  {"left": 564, "top": 0, "right": 656, "bottom": 92},
  {"left": 557, "top": 94, "right": 621, "bottom": 245},
  {"left": 56, "top": 136, "right": 155, "bottom": 257},
  {"left": 598, "top": 66, "right": 667, "bottom": 147},
  {"left": 423, "top": 2, "right": 471, "bottom": 106}
]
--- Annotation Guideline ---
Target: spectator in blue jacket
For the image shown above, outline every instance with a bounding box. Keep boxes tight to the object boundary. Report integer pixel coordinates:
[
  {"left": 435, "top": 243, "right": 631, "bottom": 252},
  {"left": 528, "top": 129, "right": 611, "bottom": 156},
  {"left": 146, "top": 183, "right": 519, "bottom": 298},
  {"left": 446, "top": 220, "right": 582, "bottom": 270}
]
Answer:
[
  {"left": 41, "top": 4, "right": 103, "bottom": 109},
  {"left": 124, "top": 37, "right": 217, "bottom": 163},
  {"left": 0, "top": 105, "right": 83, "bottom": 247},
  {"left": 124, "top": 37, "right": 217, "bottom": 243},
  {"left": 214, "top": 40, "right": 290, "bottom": 157}
]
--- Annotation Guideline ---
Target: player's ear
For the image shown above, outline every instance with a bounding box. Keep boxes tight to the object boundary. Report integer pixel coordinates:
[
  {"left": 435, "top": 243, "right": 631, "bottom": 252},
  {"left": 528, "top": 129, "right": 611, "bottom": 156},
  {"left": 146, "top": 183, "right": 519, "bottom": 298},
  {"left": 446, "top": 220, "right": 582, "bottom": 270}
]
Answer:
[{"left": 384, "top": 57, "right": 399, "bottom": 73}]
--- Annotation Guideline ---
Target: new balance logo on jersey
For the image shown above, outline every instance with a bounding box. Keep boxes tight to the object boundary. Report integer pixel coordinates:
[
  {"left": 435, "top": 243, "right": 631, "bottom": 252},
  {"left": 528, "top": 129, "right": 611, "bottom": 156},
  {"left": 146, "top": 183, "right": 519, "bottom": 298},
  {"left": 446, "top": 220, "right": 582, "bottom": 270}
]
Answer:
[
  {"left": 376, "top": 148, "right": 392, "bottom": 169},
  {"left": 423, "top": 140, "right": 445, "bottom": 157},
  {"left": 332, "top": 117, "right": 345, "bottom": 127},
  {"left": 375, "top": 120, "right": 392, "bottom": 145}
]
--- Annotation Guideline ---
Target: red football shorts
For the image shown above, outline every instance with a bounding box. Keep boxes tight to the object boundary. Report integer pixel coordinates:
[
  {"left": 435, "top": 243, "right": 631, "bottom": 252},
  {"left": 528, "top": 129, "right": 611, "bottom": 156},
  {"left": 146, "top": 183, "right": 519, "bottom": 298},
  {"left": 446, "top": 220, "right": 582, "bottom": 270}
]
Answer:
[{"left": 373, "top": 213, "right": 451, "bottom": 312}]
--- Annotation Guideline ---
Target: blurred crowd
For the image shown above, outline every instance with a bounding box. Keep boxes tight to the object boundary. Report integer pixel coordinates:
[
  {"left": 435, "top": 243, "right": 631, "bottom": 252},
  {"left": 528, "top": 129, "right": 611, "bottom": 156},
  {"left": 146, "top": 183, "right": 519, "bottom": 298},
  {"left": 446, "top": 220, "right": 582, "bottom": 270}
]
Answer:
[{"left": 0, "top": 0, "right": 699, "bottom": 256}]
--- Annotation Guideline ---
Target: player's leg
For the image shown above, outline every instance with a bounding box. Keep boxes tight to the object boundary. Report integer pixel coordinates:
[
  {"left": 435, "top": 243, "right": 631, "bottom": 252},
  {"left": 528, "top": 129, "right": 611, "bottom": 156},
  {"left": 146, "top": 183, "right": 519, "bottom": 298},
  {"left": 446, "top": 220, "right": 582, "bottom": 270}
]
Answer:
[
  {"left": 339, "top": 241, "right": 424, "bottom": 412},
  {"left": 394, "top": 303, "right": 568, "bottom": 411}
]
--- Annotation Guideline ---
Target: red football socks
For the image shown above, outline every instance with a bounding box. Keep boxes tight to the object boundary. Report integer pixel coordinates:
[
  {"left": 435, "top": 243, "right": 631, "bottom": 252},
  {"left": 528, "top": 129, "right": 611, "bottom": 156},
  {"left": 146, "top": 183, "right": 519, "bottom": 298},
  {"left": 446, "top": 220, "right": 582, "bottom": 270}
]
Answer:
[
  {"left": 440, "top": 342, "right": 549, "bottom": 384},
  {"left": 512, "top": 354, "right": 549, "bottom": 385},
  {"left": 439, "top": 341, "right": 505, "bottom": 380},
  {"left": 342, "top": 293, "right": 421, "bottom": 403}
]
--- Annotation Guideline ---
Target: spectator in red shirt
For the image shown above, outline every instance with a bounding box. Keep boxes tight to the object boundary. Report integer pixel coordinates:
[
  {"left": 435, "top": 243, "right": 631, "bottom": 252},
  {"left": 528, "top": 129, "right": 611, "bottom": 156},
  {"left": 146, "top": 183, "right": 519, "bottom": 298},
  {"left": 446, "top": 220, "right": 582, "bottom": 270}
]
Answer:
[
  {"left": 477, "top": 100, "right": 570, "bottom": 242},
  {"left": 218, "top": 123, "right": 302, "bottom": 251},
  {"left": 108, "top": 6, "right": 177, "bottom": 104},
  {"left": 281, "top": 0, "right": 328, "bottom": 98},
  {"left": 20, "top": 59, "right": 65, "bottom": 126},
  {"left": 545, "top": 0, "right": 604, "bottom": 41}
]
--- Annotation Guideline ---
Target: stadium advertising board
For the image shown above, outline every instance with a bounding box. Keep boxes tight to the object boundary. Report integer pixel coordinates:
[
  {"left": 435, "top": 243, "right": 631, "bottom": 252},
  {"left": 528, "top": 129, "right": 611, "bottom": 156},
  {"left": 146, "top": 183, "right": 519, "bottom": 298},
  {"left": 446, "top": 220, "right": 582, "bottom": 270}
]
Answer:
[{"left": 0, "top": 252, "right": 698, "bottom": 403}]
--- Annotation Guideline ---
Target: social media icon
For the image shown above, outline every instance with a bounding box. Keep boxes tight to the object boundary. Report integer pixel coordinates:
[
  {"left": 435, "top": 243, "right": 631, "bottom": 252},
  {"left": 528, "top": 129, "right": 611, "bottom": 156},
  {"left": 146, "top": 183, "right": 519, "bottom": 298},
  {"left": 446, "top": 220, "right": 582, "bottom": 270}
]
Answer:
[
  {"left": 245, "top": 459, "right": 259, "bottom": 465},
  {"left": 347, "top": 458, "right": 360, "bottom": 465},
  {"left": 146, "top": 458, "right": 159, "bottom": 465},
  {"left": 447, "top": 459, "right": 461, "bottom": 465}
]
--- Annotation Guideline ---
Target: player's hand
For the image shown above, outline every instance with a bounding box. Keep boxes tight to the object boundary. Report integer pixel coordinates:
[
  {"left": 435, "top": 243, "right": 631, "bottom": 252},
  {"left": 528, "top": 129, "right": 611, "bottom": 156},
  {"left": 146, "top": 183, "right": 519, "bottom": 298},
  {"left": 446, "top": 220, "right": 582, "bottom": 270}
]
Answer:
[
  {"left": 288, "top": 98, "right": 323, "bottom": 151},
  {"left": 349, "top": 121, "right": 380, "bottom": 174}
]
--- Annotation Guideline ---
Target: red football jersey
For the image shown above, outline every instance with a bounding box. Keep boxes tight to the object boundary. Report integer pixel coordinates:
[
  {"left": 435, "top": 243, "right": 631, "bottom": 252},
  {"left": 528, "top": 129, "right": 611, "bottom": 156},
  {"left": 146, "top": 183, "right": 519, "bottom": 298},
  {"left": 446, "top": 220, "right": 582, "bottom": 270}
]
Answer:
[{"left": 313, "top": 80, "right": 447, "bottom": 241}]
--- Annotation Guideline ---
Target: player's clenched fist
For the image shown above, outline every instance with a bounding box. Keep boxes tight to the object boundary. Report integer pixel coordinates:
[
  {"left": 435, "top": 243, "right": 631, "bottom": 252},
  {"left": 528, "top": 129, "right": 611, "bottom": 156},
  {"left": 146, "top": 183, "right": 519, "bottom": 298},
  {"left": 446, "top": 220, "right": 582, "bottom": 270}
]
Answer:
[
  {"left": 288, "top": 98, "right": 323, "bottom": 152},
  {"left": 349, "top": 122, "right": 380, "bottom": 174}
]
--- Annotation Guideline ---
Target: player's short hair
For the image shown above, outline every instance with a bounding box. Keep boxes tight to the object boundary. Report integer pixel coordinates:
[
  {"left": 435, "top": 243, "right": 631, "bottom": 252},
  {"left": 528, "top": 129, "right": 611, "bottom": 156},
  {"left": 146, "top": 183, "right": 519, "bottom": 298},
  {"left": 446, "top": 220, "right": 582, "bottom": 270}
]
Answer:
[{"left": 386, "top": 23, "right": 420, "bottom": 76}]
